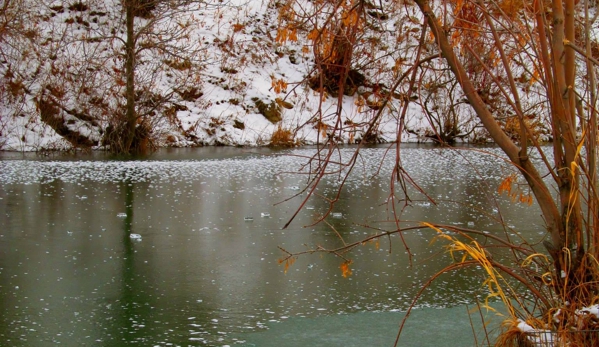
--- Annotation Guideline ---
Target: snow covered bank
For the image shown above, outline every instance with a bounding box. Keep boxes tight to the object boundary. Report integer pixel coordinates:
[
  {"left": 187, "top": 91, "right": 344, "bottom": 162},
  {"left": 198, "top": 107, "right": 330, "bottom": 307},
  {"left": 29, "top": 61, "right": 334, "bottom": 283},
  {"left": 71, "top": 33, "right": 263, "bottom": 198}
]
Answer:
[{"left": 0, "top": 0, "right": 562, "bottom": 151}]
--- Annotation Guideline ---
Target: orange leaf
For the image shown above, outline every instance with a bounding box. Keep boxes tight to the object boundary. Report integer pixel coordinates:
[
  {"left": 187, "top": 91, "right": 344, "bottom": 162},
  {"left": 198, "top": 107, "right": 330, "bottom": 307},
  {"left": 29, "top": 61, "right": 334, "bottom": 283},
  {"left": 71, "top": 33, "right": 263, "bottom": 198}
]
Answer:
[
  {"left": 307, "top": 28, "right": 320, "bottom": 41},
  {"left": 282, "top": 257, "right": 296, "bottom": 274},
  {"left": 289, "top": 29, "right": 298, "bottom": 42},
  {"left": 275, "top": 28, "right": 287, "bottom": 44},
  {"left": 497, "top": 174, "right": 514, "bottom": 195},
  {"left": 232, "top": 23, "right": 244, "bottom": 33},
  {"left": 340, "top": 260, "right": 353, "bottom": 278}
]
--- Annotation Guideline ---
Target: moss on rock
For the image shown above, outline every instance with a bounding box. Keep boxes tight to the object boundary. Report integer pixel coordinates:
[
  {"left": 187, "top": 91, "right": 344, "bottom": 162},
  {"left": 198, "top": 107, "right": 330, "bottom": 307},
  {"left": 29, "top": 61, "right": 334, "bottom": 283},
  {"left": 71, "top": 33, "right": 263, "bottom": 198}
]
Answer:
[{"left": 252, "top": 97, "right": 282, "bottom": 123}]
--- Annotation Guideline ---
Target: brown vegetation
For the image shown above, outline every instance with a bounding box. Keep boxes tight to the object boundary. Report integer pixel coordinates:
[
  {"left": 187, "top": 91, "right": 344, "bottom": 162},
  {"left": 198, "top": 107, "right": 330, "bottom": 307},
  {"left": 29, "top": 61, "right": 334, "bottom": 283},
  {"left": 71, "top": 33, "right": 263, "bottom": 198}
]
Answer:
[
  {"left": 269, "top": 125, "right": 296, "bottom": 147},
  {"left": 275, "top": 0, "right": 599, "bottom": 345}
]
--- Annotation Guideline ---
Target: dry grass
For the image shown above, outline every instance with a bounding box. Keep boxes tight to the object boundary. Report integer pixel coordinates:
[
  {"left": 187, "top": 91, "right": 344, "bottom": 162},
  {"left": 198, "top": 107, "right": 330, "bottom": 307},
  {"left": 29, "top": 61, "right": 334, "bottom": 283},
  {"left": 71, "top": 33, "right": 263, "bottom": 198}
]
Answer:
[
  {"left": 423, "top": 222, "right": 599, "bottom": 347},
  {"left": 269, "top": 125, "right": 296, "bottom": 147}
]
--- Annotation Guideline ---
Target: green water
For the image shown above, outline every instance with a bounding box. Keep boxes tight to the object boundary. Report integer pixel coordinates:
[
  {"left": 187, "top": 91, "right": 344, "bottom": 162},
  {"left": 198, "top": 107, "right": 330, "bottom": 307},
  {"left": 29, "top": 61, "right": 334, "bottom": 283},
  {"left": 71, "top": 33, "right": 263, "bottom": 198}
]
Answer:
[
  {"left": 239, "top": 304, "right": 506, "bottom": 347},
  {"left": 0, "top": 145, "right": 547, "bottom": 346}
]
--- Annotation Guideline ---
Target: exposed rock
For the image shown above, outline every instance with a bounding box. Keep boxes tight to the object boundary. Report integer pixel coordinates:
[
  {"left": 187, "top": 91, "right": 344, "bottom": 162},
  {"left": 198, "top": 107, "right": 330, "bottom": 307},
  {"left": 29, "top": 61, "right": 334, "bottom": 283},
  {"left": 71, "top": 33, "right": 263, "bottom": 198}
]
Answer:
[
  {"left": 233, "top": 119, "right": 245, "bottom": 130},
  {"left": 252, "top": 97, "right": 282, "bottom": 123},
  {"left": 176, "top": 87, "right": 203, "bottom": 101},
  {"left": 275, "top": 97, "right": 293, "bottom": 109}
]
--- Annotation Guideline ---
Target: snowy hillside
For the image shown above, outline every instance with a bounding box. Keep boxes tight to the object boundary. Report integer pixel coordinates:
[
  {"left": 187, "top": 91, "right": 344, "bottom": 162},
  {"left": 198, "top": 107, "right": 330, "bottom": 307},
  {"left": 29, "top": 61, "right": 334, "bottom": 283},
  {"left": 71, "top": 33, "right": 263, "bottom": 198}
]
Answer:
[{"left": 0, "top": 0, "right": 562, "bottom": 151}]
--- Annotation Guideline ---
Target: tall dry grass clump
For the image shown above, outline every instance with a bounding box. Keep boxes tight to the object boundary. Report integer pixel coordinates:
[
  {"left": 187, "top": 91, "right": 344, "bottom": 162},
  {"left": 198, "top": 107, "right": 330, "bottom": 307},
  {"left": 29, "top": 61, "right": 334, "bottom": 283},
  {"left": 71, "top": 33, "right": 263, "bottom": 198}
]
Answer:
[{"left": 269, "top": 125, "right": 297, "bottom": 147}]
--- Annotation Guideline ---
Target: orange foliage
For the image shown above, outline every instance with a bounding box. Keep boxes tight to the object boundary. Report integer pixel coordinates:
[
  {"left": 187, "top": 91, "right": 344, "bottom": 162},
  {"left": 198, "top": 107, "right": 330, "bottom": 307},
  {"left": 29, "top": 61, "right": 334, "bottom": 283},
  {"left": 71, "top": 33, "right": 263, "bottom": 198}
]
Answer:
[
  {"left": 271, "top": 76, "right": 288, "bottom": 94},
  {"left": 275, "top": 27, "right": 298, "bottom": 44},
  {"left": 278, "top": 257, "right": 296, "bottom": 274},
  {"left": 498, "top": 0, "right": 527, "bottom": 19},
  {"left": 270, "top": 125, "right": 296, "bottom": 147},
  {"left": 275, "top": 2, "right": 298, "bottom": 44},
  {"left": 341, "top": 9, "right": 360, "bottom": 28},
  {"left": 498, "top": 173, "right": 533, "bottom": 205},
  {"left": 340, "top": 260, "right": 353, "bottom": 278},
  {"left": 316, "top": 121, "right": 328, "bottom": 138},
  {"left": 232, "top": 23, "right": 244, "bottom": 33},
  {"left": 451, "top": 1, "right": 482, "bottom": 45},
  {"left": 497, "top": 173, "right": 516, "bottom": 195},
  {"left": 307, "top": 28, "right": 320, "bottom": 41}
]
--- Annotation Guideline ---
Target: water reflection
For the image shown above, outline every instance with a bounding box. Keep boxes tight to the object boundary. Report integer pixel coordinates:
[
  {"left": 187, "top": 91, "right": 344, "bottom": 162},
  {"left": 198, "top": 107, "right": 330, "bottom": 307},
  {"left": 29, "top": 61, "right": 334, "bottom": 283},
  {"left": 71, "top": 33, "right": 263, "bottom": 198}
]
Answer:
[{"left": 0, "top": 146, "right": 547, "bottom": 346}]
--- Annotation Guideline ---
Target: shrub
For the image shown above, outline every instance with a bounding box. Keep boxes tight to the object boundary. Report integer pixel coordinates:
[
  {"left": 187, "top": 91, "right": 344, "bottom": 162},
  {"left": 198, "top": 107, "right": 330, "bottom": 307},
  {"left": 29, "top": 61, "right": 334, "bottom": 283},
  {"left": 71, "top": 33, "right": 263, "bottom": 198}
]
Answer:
[{"left": 269, "top": 125, "right": 295, "bottom": 147}]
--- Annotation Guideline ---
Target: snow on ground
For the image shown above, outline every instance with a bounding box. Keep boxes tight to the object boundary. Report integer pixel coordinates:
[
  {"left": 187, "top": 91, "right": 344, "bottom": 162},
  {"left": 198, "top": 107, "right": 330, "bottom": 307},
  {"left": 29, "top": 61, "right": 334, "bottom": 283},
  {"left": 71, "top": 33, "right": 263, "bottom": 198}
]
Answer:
[
  {"left": 515, "top": 305, "right": 599, "bottom": 346},
  {"left": 0, "top": 0, "right": 577, "bottom": 151}
]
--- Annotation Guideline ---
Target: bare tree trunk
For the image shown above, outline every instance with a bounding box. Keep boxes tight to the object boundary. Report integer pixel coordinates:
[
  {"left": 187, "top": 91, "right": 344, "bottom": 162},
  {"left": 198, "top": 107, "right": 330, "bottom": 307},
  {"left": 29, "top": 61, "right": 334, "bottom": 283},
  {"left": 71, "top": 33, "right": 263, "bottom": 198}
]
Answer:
[
  {"left": 552, "top": 0, "right": 583, "bottom": 250},
  {"left": 124, "top": 0, "right": 137, "bottom": 153},
  {"left": 413, "top": 0, "right": 564, "bottom": 250},
  {"left": 585, "top": 0, "right": 599, "bottom": 256},
  {"left": 412, "top": 0, "right": 599, "bottom": 302}
]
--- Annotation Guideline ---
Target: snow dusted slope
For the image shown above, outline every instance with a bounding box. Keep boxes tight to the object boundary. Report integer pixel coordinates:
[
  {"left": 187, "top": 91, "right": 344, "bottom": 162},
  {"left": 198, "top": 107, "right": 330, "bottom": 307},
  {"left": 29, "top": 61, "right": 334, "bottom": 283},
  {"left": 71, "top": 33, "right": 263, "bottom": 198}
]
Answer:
[{"left": 0, "top": 0, "right": 563, "bottom": 151}]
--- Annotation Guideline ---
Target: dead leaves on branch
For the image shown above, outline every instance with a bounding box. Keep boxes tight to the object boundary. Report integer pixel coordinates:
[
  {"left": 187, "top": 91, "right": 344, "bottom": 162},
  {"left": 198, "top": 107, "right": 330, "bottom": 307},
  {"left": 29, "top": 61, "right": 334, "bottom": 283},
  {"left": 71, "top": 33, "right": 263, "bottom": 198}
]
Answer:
[
  {"left": 278, "top": 256, "right": 296, "bottom": 274},
  {"left": 275, "top": 27, "right": 298, "bottom": 44},
  {"left": 278, "top": 247, "right": 354, "bottom": 278},
  {"left": 498, "top": 173, "right": 534, "bottom": 205}
]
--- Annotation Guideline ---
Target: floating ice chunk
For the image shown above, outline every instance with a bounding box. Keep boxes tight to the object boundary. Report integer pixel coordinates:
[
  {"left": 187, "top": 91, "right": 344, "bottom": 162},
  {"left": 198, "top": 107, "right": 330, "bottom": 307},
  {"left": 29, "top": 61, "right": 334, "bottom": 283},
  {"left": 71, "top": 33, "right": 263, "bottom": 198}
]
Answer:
[
  {"left": 332, "top": 212, "right": 343, "bottom": 218},
  {"left": 244, "top": 217, "right": 254, "bottom": 222},
  {"left": 129, "top": 233, "right": 142, "bottom": 240},
  {"left": 467, "top": 221, "right": 475, "bottom": 227},
  {"left": 79, "top": 195, "right": 87, "bottom": 200},
  {"left": 261, "top": 213, "right": 270, "bottom": 218},
  {"left": 116, "top": 212, "right": 127, "bottom": 218},
  {"left": 306, "top": 206, "right": 315, "bottom": 210},
  {"left": 289, "top": 186, "right": 300, "bottom": 191}
]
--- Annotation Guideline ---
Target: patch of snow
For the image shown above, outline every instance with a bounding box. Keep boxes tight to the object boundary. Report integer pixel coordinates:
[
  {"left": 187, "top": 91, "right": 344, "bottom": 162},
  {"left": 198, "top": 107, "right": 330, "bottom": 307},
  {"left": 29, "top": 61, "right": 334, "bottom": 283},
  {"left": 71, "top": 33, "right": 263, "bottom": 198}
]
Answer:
[{"left": 578, "top": 304, "right": 599, "bottom": 318}]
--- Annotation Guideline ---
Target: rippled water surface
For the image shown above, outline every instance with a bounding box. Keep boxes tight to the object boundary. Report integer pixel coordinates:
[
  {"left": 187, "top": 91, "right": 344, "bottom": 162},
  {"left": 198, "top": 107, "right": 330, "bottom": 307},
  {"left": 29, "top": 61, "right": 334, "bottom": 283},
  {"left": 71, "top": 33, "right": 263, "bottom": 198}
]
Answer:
[{"left": 0, "top": 145, "right": 548, "bottom": 346}]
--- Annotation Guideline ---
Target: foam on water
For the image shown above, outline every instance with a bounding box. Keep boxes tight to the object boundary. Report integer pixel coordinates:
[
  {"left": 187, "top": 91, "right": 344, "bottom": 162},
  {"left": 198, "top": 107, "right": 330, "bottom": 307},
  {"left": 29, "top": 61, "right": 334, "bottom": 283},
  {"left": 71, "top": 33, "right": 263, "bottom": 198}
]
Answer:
[{"left": 0, "top": 147, "right": 519, "bottom": 187}]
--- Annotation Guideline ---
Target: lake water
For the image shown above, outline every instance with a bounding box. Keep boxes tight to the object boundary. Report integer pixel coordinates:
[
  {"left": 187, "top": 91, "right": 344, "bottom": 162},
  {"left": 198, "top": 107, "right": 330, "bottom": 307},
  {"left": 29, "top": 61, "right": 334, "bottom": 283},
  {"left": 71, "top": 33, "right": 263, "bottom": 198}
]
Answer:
[{"left": 0, "top": 145, "right": 547, "bottom": 346}]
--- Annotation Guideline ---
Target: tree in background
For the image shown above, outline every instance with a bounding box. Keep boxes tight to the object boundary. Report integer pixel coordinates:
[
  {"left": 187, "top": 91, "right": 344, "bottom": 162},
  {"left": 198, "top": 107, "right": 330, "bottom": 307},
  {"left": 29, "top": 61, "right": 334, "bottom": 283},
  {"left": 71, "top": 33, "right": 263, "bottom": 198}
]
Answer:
[
  {"left": 0, "top": 0, "right": 208, "bottom": 153},
  {"left": 96, "top": 0, "right": 206, "bottom": 154}
]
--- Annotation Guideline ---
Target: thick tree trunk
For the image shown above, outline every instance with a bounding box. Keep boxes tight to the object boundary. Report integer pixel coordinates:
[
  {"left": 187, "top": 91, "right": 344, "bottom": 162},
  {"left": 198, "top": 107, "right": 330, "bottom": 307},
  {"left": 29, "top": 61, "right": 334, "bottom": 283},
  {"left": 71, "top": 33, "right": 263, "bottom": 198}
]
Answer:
[
  {"left": 413, "top": 0, "right": 564, "bottom": 250},
  {"left": 413, "top": 0, "right": 599, "bottom": 302}
]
